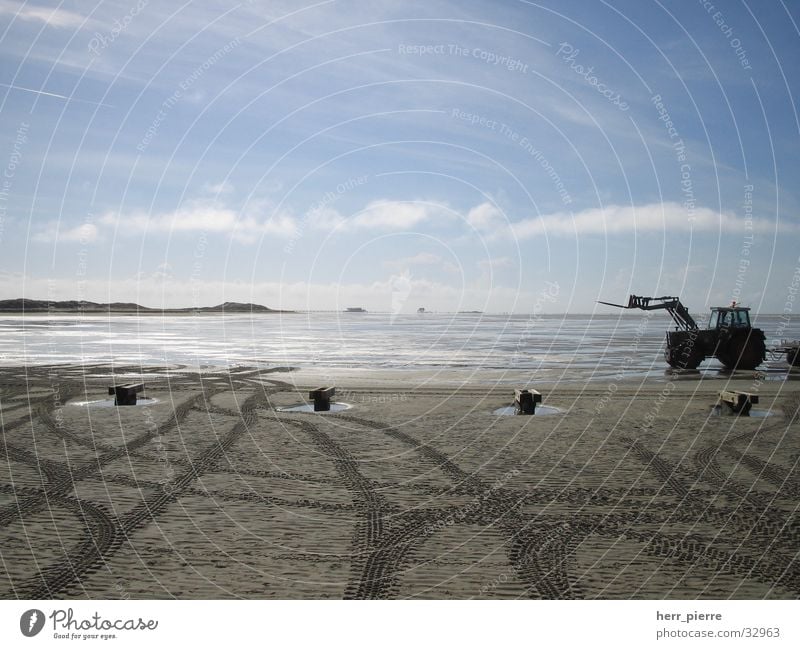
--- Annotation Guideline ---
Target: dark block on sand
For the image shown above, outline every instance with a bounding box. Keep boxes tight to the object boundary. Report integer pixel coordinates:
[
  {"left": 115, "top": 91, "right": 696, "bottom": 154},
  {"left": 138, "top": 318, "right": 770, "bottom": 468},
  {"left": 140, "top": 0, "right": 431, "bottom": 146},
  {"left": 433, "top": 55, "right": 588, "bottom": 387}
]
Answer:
[
  {"left": 514, "top": 388, "right": 542, "bottom": 415},
  {"left": 309, "top": 386, "right": 335, "bottom": 412},
  {"left": 108, "top": 383, "right": 144, "bottom": 406},
  {"left": 718, "top": 390, "right": 758, "bottom": 415}
]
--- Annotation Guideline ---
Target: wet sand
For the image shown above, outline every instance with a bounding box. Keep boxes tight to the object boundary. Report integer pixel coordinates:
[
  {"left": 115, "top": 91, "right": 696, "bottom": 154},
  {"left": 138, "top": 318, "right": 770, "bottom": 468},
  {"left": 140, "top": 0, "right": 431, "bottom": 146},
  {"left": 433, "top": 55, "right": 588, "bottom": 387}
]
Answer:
[{"left": 0, "top": 363, "right": 798, "bottom": 599}]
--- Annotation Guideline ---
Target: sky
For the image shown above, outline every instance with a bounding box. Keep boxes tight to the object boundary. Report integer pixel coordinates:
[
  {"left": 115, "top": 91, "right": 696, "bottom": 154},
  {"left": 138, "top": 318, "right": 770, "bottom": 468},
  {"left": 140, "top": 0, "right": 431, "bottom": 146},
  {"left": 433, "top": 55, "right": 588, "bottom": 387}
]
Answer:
[{"left": 0, "top": 0, "right": 798, "bottom": 313}]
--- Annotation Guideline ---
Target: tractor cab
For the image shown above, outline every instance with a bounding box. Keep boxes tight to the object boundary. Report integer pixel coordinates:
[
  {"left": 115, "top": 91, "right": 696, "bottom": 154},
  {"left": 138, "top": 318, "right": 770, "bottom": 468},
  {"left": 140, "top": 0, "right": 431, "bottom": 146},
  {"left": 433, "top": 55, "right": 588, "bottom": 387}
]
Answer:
[{"left": 708, "top": 305, "right": 751, "bottom": 330}]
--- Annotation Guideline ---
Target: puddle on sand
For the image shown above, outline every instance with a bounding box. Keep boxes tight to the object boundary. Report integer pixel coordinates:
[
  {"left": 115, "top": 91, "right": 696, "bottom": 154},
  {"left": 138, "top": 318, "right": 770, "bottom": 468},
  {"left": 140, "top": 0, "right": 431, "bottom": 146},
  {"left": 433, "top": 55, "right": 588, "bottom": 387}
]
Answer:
[
  {"left": 277, "top": 402, "right": 352, "bottom": 413},
  {"left": 493, "top": 405, "right": 562, "bottom": 416},
  {"left": 70, "top": 398, "right": 159, "bottom": 408},
  {"left": 710, "top": 405, "right": 774, "bottom": 418}
]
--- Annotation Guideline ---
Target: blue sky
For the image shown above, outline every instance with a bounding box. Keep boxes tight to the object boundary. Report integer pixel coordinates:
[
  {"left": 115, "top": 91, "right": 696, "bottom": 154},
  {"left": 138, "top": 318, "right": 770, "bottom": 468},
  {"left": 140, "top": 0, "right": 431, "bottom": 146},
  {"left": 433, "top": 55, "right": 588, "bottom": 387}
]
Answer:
[{"left": 0, "top": 0, "right": 798, "bottom": 313}]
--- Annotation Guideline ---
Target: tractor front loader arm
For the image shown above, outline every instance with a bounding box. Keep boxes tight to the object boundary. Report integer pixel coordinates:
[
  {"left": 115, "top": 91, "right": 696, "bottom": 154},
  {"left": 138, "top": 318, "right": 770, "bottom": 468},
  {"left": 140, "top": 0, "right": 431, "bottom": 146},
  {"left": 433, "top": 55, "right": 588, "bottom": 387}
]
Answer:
[{"left": 597, "top": 294, "right": 698, "bottom": 331}]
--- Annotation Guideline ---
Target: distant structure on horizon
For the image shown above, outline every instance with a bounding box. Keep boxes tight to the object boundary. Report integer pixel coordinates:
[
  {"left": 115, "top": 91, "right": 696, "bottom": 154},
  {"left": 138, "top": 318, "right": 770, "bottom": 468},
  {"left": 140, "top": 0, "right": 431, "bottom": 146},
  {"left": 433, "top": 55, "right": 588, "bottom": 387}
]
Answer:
[
  {"left": 417, "top": 307, "right": 425, "bottom": 313},
  {"left": 345, "top": 307, "right": 367, "bottom": 313}
]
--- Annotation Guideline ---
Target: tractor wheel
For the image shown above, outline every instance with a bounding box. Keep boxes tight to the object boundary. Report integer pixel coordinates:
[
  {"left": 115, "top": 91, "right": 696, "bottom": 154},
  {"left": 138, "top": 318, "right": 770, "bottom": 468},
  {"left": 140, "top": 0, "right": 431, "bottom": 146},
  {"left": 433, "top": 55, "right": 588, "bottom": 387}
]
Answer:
[
  {"left": 665, "top": 341, "right": 703, "bottom": 369},
  {"left": 715, "top": 330, "right": 766, "bottom": 370},
  {"left": 788, "top": 346, "right": 800, "bottom": 367}
]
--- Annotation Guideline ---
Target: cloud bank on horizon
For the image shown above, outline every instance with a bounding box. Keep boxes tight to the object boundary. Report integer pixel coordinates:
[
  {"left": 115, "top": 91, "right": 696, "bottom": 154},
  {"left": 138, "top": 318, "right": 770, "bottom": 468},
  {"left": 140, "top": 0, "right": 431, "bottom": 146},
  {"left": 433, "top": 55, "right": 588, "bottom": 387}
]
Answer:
[{"left": 0, "top": 0, "right": 798, "bottom": 313}]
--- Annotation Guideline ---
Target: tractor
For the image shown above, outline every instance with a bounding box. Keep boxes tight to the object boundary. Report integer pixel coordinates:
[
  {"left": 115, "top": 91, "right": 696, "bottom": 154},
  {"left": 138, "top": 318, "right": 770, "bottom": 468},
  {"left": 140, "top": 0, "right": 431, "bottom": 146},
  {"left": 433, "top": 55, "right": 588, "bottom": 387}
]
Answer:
[{"left": 598, "top": 295, "right": 766, "bottom": 370}]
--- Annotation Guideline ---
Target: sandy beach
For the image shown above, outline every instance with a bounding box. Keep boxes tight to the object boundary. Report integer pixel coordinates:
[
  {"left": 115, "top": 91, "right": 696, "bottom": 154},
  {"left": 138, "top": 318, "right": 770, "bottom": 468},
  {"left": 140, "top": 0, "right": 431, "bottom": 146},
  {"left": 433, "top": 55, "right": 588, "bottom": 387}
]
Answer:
[{"left": 1, "top": 363, "right": 798, "bottom": 599}]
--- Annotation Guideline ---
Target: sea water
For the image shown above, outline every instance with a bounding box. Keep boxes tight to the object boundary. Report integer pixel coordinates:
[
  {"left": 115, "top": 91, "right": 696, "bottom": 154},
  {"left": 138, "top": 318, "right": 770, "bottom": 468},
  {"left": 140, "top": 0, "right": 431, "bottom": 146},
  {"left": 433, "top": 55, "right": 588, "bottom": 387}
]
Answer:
[{"left": 0, "top": 312, "right": 797, "bottom": 382}]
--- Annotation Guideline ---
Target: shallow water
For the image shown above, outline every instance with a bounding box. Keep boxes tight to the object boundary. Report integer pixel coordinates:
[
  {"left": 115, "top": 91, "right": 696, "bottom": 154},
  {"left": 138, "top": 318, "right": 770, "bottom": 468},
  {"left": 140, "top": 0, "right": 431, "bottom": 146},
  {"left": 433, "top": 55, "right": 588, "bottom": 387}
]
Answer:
[
  {"left": 69, "top": 397, "right": 159, "bottom": 408},
  {"left": 492, "top": 405, "right": 562, "bottom": 416},
  {"left": 277, "top": 402, "right": 353, "bottom": 413},
  {"left": 1, "top": 312, "right": 797, "bottom": 382},
  {"left": 710, "top": 404, "right": 774, "bottom": 418}
]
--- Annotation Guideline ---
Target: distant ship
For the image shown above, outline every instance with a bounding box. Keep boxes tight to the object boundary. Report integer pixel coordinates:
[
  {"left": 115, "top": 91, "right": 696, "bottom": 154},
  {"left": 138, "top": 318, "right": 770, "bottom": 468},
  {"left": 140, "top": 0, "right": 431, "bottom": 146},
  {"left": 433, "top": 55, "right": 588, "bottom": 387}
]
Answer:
[
  {"left": 417, "top": 307, "right": 425, "bottom": 313},
  {"left": 345, "top": 307, "right": 367, "bottom": 313}
]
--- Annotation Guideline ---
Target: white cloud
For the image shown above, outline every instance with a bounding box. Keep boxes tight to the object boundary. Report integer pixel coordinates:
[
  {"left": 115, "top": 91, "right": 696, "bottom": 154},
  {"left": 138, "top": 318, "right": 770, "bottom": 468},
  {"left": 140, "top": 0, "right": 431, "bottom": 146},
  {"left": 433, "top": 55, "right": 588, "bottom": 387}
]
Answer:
[
  {"left": 384, "top": 252, "right": 442, "bottom": 269},
  {"left": 348, "top": 200, "right": 451, "bottom": 231},
  {"left": 99, "top": 205, "right": 236, "bottom": 233},
  {"left": 383, "top": 252, "right": 461, "bottom": 274},
  {"left": 506, "top": 202, "right": 798, "bottom": 239},
  {"left": 151, "top": 263, "right": 173, "bottom": 281},
  {"left": 40, "top": 199, "right": 788, "bottom": 248},
  {"left": 306, "top": 205, "right": 345, "bottom": 231},
  {"left": 33, "top": 222, "right": 99, "bottom": 243},
  {"left": 467, "top": 202, "right": 506, "bottom": 231},
  {"left": 97, "top": 200, "right": 298, "bottom": 242},
  {"left": 478, "top": 256, "right": 515, "bottom": 270},
  {"left": 0, "top": 1, "right": 84, "bottom": 27},
  {"left": 304, "top": 201, "right": 452, "bottom": 234},
  {"left": 232, "top": 213, "right": 298, "bottom": 243},
  {"left": 85, "top": 196, "right": 447, "bottom": 243}
]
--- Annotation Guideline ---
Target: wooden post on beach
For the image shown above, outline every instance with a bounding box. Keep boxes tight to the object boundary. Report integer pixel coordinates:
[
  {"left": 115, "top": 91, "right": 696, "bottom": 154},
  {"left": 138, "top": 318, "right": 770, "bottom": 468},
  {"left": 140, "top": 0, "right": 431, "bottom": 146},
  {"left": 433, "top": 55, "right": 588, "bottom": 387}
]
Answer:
[
  {"left": 514, "top": 388, "right": 542, "bottom": 415},
  {"left": 717, "top": 390, "right": 758, "bottom": 416},
  {"left": 108, "top": 383, "right": 145, "bottom": 406},
  {"left": 309, "top": 386, "right": 335, "bottom": 412}
]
